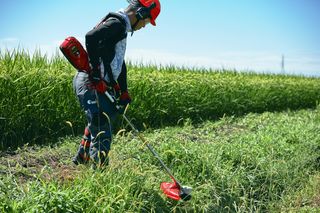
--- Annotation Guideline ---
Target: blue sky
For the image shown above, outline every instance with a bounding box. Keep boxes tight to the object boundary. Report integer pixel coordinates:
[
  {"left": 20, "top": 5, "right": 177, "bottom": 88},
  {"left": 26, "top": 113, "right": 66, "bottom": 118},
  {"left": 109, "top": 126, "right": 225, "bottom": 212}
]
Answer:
[{"left": 1, "top": 0, "right": 319, "bottom": 76}]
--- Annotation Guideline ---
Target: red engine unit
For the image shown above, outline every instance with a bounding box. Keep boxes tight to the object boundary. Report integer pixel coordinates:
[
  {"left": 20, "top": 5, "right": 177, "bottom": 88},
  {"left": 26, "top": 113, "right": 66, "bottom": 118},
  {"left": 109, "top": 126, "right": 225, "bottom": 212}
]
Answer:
[{"left": 59, "top": 36, "right": 90, "bottom": 72}]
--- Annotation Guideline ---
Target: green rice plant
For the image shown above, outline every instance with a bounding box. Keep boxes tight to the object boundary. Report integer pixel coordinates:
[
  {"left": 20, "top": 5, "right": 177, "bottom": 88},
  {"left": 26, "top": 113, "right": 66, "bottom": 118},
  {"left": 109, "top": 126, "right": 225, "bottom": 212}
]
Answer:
[
  {"left": 0, "top": 50, "right": 83, "bottom": 150},
  {"left": 128, "top": 65, "right": 320, "bottom": 127},
  {"left": 1, "top": 50, "right": 320, "bottom": 149}
]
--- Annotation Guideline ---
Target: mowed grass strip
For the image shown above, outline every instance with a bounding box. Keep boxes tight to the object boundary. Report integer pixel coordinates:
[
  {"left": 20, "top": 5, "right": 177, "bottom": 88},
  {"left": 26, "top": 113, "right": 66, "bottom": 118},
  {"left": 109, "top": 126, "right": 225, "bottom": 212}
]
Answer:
[{"left": 0, "top": 106, "right": 319, "bottom": 212}]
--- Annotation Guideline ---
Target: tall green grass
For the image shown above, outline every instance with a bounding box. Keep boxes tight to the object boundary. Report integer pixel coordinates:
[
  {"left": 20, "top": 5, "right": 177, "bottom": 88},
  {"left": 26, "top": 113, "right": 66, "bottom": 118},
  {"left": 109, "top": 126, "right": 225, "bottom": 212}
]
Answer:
[
  {"left": 0, "top": 50, "right": 81, "bottom": 149},
  {"left": 1, "top": 50, "right": 320, "bottom": 149},
  {"left": 129, "top": 66, "right": 320, "bottom": 125}
]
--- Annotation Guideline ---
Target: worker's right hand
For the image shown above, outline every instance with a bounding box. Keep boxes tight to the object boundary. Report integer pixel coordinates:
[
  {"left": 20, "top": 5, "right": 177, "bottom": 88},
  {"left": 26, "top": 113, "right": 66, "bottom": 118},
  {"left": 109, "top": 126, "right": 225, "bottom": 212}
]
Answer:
[
  {"left": 92, "top": 80, "right": 108, "bottom": 93},
  {"left": 88, "top": 66, "right": 108, "bottom": 93}
]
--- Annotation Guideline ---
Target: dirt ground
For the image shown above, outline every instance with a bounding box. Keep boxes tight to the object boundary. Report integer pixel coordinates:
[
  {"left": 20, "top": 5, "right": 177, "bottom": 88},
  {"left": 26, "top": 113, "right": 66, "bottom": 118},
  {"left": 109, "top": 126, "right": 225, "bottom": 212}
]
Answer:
[{"left": 0, "top": 143, "right": 81, "bottom": 184}]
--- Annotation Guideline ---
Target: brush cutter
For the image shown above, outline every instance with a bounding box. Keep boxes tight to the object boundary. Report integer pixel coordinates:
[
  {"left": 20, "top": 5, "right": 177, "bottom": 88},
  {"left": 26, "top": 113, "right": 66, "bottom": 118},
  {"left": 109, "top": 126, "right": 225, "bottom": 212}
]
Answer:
[
  {"left": 60, "top": 36, "right": 192, "bottom": 201},
  {"left": 105, "top": 91, "right": 192, "bottom": 201}
]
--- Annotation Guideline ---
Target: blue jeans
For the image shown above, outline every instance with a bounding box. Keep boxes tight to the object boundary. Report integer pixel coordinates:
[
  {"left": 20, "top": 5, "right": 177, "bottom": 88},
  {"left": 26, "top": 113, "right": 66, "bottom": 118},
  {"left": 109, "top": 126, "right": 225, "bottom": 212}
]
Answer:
[{"left": 73, "top": 71, "right": 118, "bottom": 164}]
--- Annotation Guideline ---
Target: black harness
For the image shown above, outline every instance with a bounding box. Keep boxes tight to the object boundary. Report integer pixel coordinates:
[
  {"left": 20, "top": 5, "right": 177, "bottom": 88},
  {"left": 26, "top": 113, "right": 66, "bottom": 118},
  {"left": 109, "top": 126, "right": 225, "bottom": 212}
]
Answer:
[{"left": 95, "top": 13, "right": 128, "bottom": 85}]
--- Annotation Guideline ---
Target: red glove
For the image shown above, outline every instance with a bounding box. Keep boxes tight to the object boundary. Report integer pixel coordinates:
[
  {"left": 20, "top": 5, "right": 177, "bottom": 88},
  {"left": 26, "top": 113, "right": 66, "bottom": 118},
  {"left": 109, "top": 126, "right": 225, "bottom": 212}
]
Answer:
[
  {"left": 94, "top": 80, "right": 108, "bottom": 93},
  {"left": 119, "top": 91, "right": 132, "bottom": 105}
]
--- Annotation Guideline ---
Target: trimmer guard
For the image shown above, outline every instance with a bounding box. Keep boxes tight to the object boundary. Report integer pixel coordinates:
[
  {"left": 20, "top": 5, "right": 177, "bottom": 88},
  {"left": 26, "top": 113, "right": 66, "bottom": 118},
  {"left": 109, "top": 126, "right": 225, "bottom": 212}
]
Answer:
[{"left": 160, "top": 180, "right": 181, "bottom": 201}]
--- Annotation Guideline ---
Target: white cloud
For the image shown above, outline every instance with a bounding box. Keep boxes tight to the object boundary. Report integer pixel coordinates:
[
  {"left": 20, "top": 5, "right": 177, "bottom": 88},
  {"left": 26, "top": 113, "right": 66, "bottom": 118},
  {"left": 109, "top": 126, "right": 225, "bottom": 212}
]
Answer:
[
  {"left": 0, "top": 38, "right": 20, "bottom": 43},
  {"left": 0, "top": 38, "right": 20, "bottom": 51},
  {"left": 0, "top": 36, "right": 85, "bottom": 58}
]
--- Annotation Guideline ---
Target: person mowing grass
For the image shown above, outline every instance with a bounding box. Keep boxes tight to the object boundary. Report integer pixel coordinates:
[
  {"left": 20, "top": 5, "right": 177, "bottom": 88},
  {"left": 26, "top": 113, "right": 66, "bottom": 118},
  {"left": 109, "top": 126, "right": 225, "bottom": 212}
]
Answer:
[{"left": 72, "top": 0, "right": 161, "bottom": 168}]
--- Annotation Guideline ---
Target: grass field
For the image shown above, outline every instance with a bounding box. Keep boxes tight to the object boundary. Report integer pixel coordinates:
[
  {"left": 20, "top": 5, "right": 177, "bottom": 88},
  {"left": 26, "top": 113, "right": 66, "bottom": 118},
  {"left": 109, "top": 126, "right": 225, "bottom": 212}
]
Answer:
[
  {"left": 1, "top": 106, "right": 319, "bottom": 212},
  {"left": 1, "top": 51, "right": 320, "bottom": 212}
]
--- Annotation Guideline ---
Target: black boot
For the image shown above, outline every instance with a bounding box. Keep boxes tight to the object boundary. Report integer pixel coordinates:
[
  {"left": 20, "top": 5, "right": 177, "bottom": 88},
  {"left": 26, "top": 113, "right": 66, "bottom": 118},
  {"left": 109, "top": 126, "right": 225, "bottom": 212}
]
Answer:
[{"left": 72, "top": 140, "right": 90, "bottom": 165}]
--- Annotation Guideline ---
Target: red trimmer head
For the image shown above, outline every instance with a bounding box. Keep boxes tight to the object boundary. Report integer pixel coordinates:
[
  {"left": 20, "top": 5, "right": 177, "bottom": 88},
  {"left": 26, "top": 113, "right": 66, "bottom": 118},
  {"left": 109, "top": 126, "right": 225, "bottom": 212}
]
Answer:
[{"left": 160, "top": 177, "right": 192, "bottom": 201}]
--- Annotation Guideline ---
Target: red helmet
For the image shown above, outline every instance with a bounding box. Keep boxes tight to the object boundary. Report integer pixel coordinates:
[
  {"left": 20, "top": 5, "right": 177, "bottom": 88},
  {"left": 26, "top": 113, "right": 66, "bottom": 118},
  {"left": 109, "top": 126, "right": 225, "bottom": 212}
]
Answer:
[{"left": 138, "top": 0, "right": 161, "bottom": 26}]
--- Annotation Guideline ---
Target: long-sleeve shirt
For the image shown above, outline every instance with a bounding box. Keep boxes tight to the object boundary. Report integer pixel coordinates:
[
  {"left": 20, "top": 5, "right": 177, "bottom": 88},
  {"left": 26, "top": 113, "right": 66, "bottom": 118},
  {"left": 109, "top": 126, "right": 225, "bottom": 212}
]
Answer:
[{"left": 85, "top": 11, "right": 131, "bottom": 92}]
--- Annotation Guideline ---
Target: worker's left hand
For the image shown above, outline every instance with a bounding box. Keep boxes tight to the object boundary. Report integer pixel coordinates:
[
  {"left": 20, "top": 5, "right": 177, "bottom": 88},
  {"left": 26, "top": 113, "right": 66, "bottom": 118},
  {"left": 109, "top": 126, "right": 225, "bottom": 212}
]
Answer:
[{"left": 119, "top": 91, "right": 132, "bottom": 106}]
